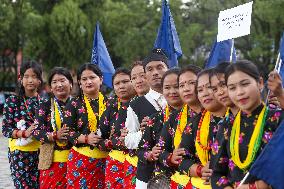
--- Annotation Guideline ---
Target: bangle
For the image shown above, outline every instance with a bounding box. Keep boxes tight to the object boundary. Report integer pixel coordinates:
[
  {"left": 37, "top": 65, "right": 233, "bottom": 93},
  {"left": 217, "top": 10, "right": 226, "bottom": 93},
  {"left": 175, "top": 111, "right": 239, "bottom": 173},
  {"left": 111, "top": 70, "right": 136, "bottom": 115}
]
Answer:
[
  {"left": 85, "top": 135, "right": 88, "bottom": 144},
  {"left": 22, "top": 130, "right": 27, "bottom": 138},
  {"left": 166, "top": 153, "right": 177, "bottom": 167},
  {"left": 105, "top": 140, "right": 113, "bottom": 150},
  {"left": 52, "top": 131, "right": 57, "bottom": 141},
  {"left": 249, "top": 182, "right": 257, "bottom": 189},
  {"left": 196, "top": 164, "right": 203, "bottom": 178},
  {"left": 15, "top": 130, "right": 20, "bottom": 138}
]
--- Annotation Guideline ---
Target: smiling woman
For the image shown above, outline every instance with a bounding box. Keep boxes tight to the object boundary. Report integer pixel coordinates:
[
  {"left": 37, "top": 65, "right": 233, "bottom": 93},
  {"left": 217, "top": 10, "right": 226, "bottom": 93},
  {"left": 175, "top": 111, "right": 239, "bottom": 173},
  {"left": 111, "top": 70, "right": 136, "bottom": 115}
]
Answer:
[
  {"left": 32, "top": 67, "right": 73, "bottom": 189},
  {"left": 63, "top": 63, "right": 108, "bottom": 189}
]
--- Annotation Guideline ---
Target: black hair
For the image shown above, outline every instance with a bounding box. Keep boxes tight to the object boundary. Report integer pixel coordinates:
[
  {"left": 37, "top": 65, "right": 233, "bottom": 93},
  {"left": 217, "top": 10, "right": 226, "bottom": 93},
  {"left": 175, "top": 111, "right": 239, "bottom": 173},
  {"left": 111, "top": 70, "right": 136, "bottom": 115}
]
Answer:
[
  {"left": 225, "top": 60, "right": 260, "bottom": 84},
  {"left": 209, "top": 61, "right": 231, "bottom": 84},
  {"left": 48, "top": 67, "right": 73, "bottom": 86},
  {"left": 196, "top": 68, "right": 214, "bottom": 94},
  {"left": 130, "top": 61, "right": 143, "bottom": 72},
  {"left": 178, "top": 64, "right": 202, "bottom": 83},
  {"left": 161, "top": 68, "right": 181, "bottom": 87},
  {"left": 112, "top": 67, "right": 131, "bottom": 86},
  {"left": 77, "top": 63, "right": 102, "bottom": 97},
  {"left": 17, "top": 60, "right": 43, "bottom": 96}
]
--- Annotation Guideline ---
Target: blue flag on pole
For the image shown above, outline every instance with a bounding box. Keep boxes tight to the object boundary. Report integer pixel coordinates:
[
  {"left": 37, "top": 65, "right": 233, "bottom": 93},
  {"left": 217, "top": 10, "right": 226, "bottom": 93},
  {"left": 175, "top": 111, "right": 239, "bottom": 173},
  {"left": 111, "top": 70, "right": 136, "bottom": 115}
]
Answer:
[
  {"left": 249, "top": 120, "right": 284, "bottom": 189},
  {"left": 154, "top": 0, "right": 182, "bottom": 68},
  {"left": 91, "top": 22, "right": 115, "bottom": 88},
  {"left": 276, "top": 32, "right": 284, "bottom": 86},
  {"left": 205, "top": 39, "right": 237, "bottom": 68}
]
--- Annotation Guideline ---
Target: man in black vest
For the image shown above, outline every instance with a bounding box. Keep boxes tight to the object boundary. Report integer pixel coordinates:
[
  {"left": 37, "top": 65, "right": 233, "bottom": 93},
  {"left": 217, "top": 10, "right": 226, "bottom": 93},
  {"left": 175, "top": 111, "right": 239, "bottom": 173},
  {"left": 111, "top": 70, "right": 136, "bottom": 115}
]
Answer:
[{"left": 123, "top": 48, "right": 169, "bottom": 188}]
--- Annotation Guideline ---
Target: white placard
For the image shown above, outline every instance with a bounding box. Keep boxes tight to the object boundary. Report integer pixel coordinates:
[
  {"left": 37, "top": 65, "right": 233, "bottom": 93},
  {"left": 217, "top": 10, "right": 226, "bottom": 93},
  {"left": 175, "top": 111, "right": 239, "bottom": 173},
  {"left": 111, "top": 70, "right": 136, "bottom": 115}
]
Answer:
[{"left": 217, "top": 2, "right": 253, "bottom": 42}]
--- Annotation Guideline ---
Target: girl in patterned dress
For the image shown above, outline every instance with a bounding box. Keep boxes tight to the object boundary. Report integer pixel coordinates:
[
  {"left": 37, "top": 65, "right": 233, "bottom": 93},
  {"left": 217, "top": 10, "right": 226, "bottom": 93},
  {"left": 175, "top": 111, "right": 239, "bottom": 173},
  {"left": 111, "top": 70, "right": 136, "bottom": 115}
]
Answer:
[
  {"left": 211, "top": 60, "right": 284, "bottom": 189},
  {"left": 32, "top": 67, "right": 73, "bottom": 189},
  {"left": 63, "top": 63, "right": 108, "bottom": 189},
  {"left": 2, "top": 60, "right": 43, "bottom": 188}
]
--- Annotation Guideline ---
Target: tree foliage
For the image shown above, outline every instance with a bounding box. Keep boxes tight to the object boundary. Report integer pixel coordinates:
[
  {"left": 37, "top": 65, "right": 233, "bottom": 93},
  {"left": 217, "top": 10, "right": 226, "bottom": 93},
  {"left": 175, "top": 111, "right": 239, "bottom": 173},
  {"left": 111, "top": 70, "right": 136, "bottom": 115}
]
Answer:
[{"left": 0, "top": 0, "right": 284, "bottom": 77}]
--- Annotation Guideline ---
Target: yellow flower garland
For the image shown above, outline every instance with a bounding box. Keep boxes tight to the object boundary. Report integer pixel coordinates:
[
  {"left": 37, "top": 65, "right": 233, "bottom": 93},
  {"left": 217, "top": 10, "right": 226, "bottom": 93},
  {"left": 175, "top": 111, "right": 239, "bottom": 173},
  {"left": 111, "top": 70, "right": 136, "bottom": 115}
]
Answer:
[
  {"left": 84, "top": 92, "right": 106, "bottom": 132},
  {"left": 174, "top": 104, "right": 188, "bottom": 149},
  {"left": 53, "top": 100, "right": 67, "bottom": 147},
  {"left": 164, "top": 104, "right": 170, "bottom": 122},
  {"left": 230, "top": 105, "right": 267, "bottom": 169},
  {"left": 195, "top": 111, "right": 211, "bottom": 166}
]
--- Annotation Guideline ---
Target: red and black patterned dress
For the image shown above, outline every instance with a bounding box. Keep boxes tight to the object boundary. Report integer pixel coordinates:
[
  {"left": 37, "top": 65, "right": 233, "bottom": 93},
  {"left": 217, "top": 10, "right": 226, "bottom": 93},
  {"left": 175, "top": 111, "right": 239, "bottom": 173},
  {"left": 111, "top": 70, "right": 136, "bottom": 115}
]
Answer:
[
  {"left": 32, "top": 97, "right": 72, "bottom": 189},
  {"left": 63, "top": 95, "right": 108, "bottom": 189}
]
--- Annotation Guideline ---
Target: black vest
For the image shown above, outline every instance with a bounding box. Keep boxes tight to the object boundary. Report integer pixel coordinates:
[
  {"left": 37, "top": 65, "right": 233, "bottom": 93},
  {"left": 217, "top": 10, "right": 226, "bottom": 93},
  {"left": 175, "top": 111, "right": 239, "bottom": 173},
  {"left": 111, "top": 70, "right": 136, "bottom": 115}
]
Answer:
[{"left": 131, "top": 96, "right": 160, "bottom": 182}]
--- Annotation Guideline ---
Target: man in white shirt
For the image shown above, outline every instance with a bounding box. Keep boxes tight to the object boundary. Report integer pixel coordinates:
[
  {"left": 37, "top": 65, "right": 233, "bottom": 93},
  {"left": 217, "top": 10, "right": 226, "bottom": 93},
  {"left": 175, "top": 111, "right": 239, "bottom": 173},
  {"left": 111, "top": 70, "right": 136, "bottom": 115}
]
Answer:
[{"left": 123, "top": 49, "right": 169, "bottom": 188}]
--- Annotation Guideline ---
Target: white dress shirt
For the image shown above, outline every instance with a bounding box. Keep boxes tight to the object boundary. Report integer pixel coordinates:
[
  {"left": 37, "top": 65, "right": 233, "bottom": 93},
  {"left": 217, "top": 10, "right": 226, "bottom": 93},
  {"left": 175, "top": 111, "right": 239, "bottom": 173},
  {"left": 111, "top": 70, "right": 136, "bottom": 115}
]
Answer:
[{"left": 124, "top": 89, "right": 167, "bottom": 149}]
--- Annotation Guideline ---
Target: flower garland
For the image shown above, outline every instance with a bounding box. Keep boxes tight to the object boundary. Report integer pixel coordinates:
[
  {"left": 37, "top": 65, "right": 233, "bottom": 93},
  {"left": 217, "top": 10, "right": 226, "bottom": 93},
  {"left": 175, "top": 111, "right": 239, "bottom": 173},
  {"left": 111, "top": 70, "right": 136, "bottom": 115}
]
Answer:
[
  {"left": 84, "top": 92, "right": 106, "bottom": 132},
  {"left": 173, "top": 104, "right": 188, "bottom": 149},
  {"left": 195, "top": 110, "right": 211, "bottom": 166},
  {"left": 163, "top": 104, "right": 170, "bottom": 122},
  {"left": 230, "top": 105, "right": 268, "bottom": 170}
]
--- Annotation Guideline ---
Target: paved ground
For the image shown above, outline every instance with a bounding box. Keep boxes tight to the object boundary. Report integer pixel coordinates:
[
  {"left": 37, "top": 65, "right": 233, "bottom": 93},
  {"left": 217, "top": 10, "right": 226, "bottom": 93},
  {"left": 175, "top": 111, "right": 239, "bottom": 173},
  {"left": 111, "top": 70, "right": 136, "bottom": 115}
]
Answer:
[{"left": 0, "top": 116, "right": 14, "bottom": 189}]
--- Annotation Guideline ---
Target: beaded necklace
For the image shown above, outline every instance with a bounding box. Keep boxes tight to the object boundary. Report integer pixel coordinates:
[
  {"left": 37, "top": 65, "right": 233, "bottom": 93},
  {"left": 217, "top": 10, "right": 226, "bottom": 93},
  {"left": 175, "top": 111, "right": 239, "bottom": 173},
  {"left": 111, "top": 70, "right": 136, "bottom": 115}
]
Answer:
[
  {"left": 195, "top": 110, "right": 211, "bottom": 166},
  {"left": 84, "top": 92, "right": 106, "bottom": 132},
  {"left": 173, "top": 104, "right": 188, "bottom": 149},
  {"left": 230, "top": 105, "right": 268, "bottom": 170}
]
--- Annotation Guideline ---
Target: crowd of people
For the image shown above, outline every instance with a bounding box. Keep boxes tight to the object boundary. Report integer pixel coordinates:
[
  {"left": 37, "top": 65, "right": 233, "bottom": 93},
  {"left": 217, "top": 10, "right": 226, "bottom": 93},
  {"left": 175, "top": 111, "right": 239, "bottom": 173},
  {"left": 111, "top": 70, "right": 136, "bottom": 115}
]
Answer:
[{"left": 2, "top": 48, "right": 284, "bottom": 189}]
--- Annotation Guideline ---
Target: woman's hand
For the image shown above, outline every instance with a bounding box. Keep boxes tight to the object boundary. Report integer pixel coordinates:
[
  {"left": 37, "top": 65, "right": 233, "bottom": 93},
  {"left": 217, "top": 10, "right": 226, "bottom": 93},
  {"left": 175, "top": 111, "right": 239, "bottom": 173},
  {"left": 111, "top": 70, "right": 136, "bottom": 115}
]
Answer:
[
  {"left": 170, "top": 148, "right": 185, "bottom": 165},
  {"left": 87, "top": 132, "right": 102, "bottom": 146},
  {"left": 56, "top": 126, "right": 69, "bottom": 140},
  {"left": 201, "top": 162, "right": 213, "bottom": 185}
]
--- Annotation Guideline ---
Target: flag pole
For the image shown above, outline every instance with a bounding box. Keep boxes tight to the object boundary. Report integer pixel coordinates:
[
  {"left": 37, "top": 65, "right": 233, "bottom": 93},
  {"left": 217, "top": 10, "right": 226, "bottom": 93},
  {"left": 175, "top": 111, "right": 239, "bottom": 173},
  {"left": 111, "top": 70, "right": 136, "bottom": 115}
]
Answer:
[
  {"left": 229, "top": 39, "right": 235, "bottom": 63},
  {"left": 237, "top": 172, "right": 250, "bottom": 188},
  {"left": 265, "top": 52, "right": 281, "bottom": 104}
]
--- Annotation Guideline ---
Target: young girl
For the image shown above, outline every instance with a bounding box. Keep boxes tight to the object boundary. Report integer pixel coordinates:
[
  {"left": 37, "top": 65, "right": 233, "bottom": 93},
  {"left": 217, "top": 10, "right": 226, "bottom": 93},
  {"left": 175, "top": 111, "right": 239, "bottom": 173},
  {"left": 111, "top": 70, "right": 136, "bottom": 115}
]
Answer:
[
  {"left": 63, "top": 63, "right": 108, "bottom": 189},
  {"left": 157, "top": 65, "right": 204, "bottom": 188},
  {"left": 2, "top": 60, "right": 43, "bottom": 188},
  {"left": 32, "top": 67, "right": 73, "bottom": 189},
  {"left": 176, "top": 69, "right": 226, "bottom": 189},
  {"left": 211, "top": 60, "right": 284, "bottom": 189},
  {"left": 137, "top": 68, "right": 184, "bottom": 184}
]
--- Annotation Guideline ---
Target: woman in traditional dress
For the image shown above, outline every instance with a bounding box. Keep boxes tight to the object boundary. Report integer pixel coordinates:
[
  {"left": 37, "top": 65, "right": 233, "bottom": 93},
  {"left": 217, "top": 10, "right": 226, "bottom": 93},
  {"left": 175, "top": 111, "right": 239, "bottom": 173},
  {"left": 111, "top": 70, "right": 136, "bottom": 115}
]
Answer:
[
  {"left": 2, "top": 60, "right": 43, "bottom": 188},
  {"left": 98, "top": 68, "right": 136, "bottom": 189},
  {"left": 32, "top": 67, "right": 73, "bottom": 188},
  {"left": 176, "top": 68, "right": 227, "bottom": 189},
  {"left": 157, "top": 65, "right": 204, "bottom": 188},
  {"left": 63, "top": 63, "right": 108, "bottom": 189},
  {"left": 211, "top": 60, "right": 284, "bottom": 189},
  {"left": 137, "top": 68, "right": 184, "bottom": 183}
]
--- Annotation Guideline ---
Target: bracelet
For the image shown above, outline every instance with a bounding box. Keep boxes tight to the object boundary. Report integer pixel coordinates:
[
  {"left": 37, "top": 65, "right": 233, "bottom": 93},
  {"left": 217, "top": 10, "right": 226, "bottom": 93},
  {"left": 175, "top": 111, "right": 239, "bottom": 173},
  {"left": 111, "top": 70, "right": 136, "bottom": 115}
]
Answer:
[
  {"left": 196, "top": 164, "right": 203, "bottom": 178},
  {"left": 22, "top": 130, "right": 27, "bottom": 138},
  {"left": 105, "top": 140, "right": 113, "bottom": 150},
  {"left": 85, "top": 135, "right": 89, "bottom": 144},
  {"left": 249, "top": 182, "right": 257, "bottom": 189},
  {"left": 52, "top": 131, "right": 58, "bottom": 141},
  {"left": 166, "top": 153, "right": 177, "bottom": 167}
]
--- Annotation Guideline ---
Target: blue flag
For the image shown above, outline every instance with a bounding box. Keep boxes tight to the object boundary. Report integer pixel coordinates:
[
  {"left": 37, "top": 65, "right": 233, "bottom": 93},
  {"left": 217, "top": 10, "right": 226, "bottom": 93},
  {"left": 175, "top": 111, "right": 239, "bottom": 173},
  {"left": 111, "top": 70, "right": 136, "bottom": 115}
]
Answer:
[
  {"left": 91, "top": 22, "right": 115, "bottom": 88},
  {"left": 276, "top": 32, "right": 284, "bottom": 86},
  {"left": 205, "top": 39, "right": 237, "bottom": 68},
  {"left": 249, "top": 120, "right": 284, "bottom": 189},
  {"left": 154, "top": 0, "right": 182, "bottom": 68}
]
